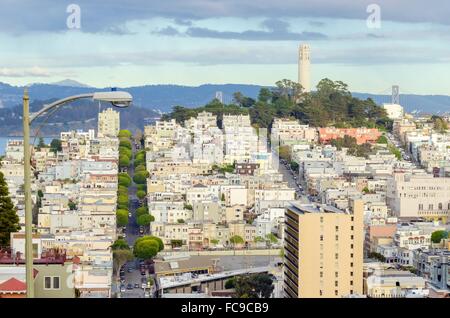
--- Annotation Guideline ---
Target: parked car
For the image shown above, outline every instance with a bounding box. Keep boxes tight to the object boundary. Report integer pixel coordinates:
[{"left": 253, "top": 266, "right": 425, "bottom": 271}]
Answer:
[
  {"left": 126, "top": 283, "right": 133, "bottom": 290},
  {"left": 120, "top": 285, "right": 126, "bottom": 292},
  {"left": 144, "top": 291, "right": 150, "bottom": 298},
  {"left": 134, "top": 283, "right": 140, "bottom": 289}
]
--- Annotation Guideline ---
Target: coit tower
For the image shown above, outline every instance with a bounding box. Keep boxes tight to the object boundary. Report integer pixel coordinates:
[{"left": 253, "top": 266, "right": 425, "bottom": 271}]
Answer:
[{"left": 298, "top": 44, "right": 311, "bottom": 93}]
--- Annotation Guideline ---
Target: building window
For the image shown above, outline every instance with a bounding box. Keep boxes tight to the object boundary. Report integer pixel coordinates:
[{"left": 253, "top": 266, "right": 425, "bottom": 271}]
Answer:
[
  {"left": 53, "top": 277, "right": 60, "bottom": 289},
  {"left": 335, "top": 272, "right": 338, "bottom": 278},
  {"left": 320, "top": 235, "right": 323, "bottom": 241},
  {"left": 350, "top": 281, "right": 353, "bottom": 286},
  {"left": 335, "top": 226, "right": 339, "bottom": 231},
  {"left": 350, "top": 272, "right": 353, "bottom": 276},
  {"left": 335, "top": 281, "right": 338, "bottom": 287},
  {"left": 44, "top": 276, "right": 60, "bottom": 290},
  {"left": 335, "top": 290, "right": 338, "bottom": 296},
  {"left": 44, "top": 277, "right": 51, "bottom": 289}
]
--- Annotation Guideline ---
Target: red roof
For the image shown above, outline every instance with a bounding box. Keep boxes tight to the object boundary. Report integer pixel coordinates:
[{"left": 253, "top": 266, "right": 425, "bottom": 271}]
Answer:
[{"left": 0, "top": 278, "right": 26, "bottom": 292}]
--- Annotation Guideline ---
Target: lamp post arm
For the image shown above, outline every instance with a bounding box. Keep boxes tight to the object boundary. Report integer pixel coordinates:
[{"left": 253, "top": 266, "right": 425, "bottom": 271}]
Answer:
[{"left": 29, "top": 93, "right": 94, "bottom": 124}]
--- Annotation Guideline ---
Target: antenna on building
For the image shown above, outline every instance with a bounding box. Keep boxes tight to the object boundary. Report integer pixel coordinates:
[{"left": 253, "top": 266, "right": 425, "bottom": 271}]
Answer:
[{"left": 392, "top": 85, "right": 400, "bottom": 104}]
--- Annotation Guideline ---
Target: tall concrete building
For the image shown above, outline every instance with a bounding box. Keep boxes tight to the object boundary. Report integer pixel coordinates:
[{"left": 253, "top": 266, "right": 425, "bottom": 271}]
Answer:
[
  {"left": 98, "top": 108, "right": 120, "bottom": 137},
  {"left": 284, "top": 199, "right": 364, "bottom": 298},
  {"left": 298, "top": 44, "right": 311, "bottom": 93}
]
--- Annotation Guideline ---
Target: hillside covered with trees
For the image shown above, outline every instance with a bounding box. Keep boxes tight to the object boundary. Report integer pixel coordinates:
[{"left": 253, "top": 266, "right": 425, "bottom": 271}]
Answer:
[{"left": 163, "top": 78, "right": 393, "bottom": 131}]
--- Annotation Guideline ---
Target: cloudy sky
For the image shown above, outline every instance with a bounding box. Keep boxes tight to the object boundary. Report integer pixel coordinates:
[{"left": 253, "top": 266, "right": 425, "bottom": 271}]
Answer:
[{"left": 1, "top": 0, "right": 450, "bottom": 94}]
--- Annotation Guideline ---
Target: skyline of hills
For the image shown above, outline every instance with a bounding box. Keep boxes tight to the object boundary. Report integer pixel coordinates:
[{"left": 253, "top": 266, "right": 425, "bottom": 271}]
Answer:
[{"left": 0, "top": 80, "right": 449, "bottom": 115}]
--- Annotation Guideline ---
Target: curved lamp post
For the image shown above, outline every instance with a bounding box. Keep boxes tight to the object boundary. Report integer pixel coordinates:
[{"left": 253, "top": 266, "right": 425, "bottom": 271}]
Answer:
[{"left": 22, "top": 89, "right": 132, "bottom": 297}]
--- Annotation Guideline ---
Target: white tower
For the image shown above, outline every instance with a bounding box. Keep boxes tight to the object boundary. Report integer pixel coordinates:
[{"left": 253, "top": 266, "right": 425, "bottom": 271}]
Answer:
[{"left": 298, "top": 44, "right": 311, "bottom": 93}]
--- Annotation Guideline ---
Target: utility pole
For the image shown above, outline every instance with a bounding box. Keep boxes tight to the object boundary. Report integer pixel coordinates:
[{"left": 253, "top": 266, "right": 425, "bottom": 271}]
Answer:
[{"left": 23, "top": 88, "right": 34, "bottom": 298}]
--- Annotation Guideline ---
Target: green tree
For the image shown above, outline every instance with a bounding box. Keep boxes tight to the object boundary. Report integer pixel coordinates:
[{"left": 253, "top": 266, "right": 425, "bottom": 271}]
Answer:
[
  {"left": 118, "top": 129, "right": 132, "bottom": 138},
  {"left": 119, "top": 139, "right": 132, "bottom": 149},
  {"left": 137, "top": 214, "right": 154, "bottom": 226},
  {"left": 136, "top": 206, "right": 149, "bottom": 218},
  {"left": 210, "top": 239, "right": 219, "bottom": 245},
  {"left": 116, "top": 209, "right": 129, "bottom": 227},
  {"left": 431, "top": 230, "right": 449, "bottom": 244},
  {"left": 136, "top": 184, "right": 147, "bottom": 192},
  {"left": 0, "top": 172, "right": 20, "bottom": 246},
  {"left": 177, "top": 219, "right": 185, "bottom": 224},
  {"left": 111, "top": 238, "right": 129, "bottom": 250},
  {"left": 68, "top": 200, "right": 77, "bottom": 210},
  {"left": 230, "top": 235, "right": 244, "bottom": 246},
  {"left": 133, "top": 236, "right": 163, "bottom": 260},
  {"left": 133, "top": 171, "right": 149, "bottom": 184},
  {"left": 431, "top": 115, "right": 448, "bottom": 133},
  {"left": 118, "top": 176, "right": 131, "bottom": 188},
  {"left": 258, "top": 88, "right": 272, "bottom": 103},
  {"left": 278, "top": 146, "right": 291, "bottom": 162},
  {"left": 265, "top": 233, "right": 278, "bottom": 244},
  {"left": 135, "top": 165, "right": 146, "bottom": 173},
  {"left": 233, "top": 92, "right": 245, "bottom": 106},
  {"left": 119, "top": 147, "right": 132, "bottom": 159},
  {"left": 234, "top": 274, "right": 274, "bottom": 298},
  {"left": 225, "top": 277, "right": 236, "bottom": 289},
  {"left": 119, "top": 155, "right": 130, "bottom": 168},
  {"left": 254, "top": 236, "right": 265, "bottom": 243},
  {"left": 112, "top": 249, "right": 133, "bottom": 278},
  {"left": 376, "top": 135, "right": 388, "bottom": 144},
  {"left": 50, "top": 139, "right": 62, "bottom": 153},
  {"left": 136, "top": 190, "right": 147, "bottom": 200},
  {"left": 117, "top": 194, "right": 129, "bottom": 207},
  {"left": 369, "top": 252, "right": 386, "bottom": 262},
  {"left": 37, "top": 137, "right": 47, "bottom": 150},
  {"left": 171, "top": 239, "right": 183, "bottom": 248}
]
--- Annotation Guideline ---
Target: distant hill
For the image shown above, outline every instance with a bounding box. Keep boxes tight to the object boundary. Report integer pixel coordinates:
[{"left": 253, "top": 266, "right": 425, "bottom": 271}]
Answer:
[
  {"left": 51, "top": 79, "right": 92, "bottom": 88},
  {"left": 0, "top": 98, "right": 160, "bottom": 137},
  {"left": 0, "top": 81, "right": 449, "bottom": 114}
]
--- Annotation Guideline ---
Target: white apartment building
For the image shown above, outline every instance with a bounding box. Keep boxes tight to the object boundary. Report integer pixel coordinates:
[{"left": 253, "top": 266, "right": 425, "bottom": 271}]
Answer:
[
  {"left": 387, "top": 172, "right": 450, "bottom": 221},
  {"left": 98, "top": 108, "right": 120, "bottom": 137}
]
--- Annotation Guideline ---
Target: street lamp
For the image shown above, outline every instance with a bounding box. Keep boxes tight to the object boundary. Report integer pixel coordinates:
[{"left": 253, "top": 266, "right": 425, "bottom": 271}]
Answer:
[{"left": 22, "top": 89, "right": 132, "bottom": 297}]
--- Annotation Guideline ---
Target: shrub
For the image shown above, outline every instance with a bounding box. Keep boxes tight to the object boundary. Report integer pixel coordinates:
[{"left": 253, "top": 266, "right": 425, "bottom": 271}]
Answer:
[{"left": 116, "top": 209, "right": 129, "bottom": 227}]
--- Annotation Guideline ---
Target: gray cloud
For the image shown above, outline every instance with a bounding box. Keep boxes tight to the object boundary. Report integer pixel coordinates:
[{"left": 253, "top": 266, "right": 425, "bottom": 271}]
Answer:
[
  {"left": 153, "top": 19, "right": 328, "bottom": 41},
  {"left": 154, "top": 26, "right": 181, "bottom": 36},
  {"left": 309, "top": 21, "right": 326, "bottom": 27},
  {"left": 1, "top": 0, "right": 450, "bottom": 34},
  {"left": 184, "top": 27, "right": 327, "bottom": 41},
  {"left": 9, "top": 44, "right": 448, "bottom": 70},
  {"left": 174, "top": 18, "right": 193, "bottom": 26}
]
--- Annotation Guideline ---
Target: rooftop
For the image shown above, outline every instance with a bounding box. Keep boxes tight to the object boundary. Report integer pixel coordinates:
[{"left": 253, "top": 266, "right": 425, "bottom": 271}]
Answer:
[{"left": 288, "top": 202, "right": 346, "bottom": 215}]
